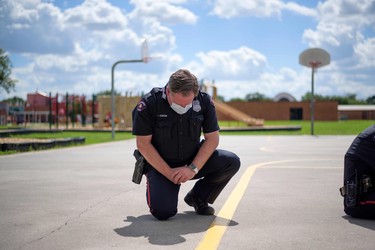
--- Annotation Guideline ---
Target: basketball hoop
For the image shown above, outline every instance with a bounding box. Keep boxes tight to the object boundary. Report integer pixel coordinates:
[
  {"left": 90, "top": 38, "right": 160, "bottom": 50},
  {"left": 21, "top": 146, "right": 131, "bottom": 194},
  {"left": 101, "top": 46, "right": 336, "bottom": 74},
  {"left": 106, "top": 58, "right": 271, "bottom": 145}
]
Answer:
[
  {"left": 110, "top": 39, "right": 153, "bottom": 139},
  {"left": 299, "top": 48, "right": 330, "bottom": 69},
  {"left": 309, "top": 61, "right": 321, "bottom": 73},
  {"left": 299, "top": 48, "right": 330, "bottom": 136},
  {"left": 309, "top": 61, "right": 321, "bottom": 67}
]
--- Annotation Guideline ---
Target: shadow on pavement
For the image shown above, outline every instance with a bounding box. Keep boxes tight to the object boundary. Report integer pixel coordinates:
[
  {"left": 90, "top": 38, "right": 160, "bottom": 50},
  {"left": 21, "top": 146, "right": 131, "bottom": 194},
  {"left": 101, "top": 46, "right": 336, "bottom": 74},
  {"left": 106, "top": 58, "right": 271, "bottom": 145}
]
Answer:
[
  {"left": 342, "top": 215, "right": 375, "bottom": 231},
  {"left": 114, "top": 212, "right": 238, "bottom": 246}
]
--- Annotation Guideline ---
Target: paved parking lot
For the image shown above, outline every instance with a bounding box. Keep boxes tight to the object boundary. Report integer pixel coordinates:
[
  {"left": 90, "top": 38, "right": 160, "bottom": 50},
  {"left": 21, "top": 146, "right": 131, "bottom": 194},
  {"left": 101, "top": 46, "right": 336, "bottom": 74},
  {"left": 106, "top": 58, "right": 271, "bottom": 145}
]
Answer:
[{"left": 1, "top": 135, "right": 375, "bottom": 250}]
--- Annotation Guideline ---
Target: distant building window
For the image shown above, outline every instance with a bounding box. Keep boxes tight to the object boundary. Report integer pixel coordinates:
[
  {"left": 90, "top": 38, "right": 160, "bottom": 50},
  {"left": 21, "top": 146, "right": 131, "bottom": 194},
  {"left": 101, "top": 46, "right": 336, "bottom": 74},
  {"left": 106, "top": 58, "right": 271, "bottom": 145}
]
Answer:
[{"left": 290, "top": 108, "right": 303, "bottom": 120}]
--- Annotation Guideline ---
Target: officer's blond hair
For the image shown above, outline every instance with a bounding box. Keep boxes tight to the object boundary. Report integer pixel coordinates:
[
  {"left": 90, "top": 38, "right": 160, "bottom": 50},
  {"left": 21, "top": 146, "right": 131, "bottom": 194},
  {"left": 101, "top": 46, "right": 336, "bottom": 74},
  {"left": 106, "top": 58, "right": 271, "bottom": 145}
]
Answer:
[{"left": 168, "top": 69, "right": 199, "bottom": 96}]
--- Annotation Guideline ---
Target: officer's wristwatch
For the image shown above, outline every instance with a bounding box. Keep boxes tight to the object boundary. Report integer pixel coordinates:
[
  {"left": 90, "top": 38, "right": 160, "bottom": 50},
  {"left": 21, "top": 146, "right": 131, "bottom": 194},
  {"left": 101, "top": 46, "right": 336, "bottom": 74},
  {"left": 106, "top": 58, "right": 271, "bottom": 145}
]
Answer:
[{"left": 188, "top": 163, "right": 199, "bottom": 174}]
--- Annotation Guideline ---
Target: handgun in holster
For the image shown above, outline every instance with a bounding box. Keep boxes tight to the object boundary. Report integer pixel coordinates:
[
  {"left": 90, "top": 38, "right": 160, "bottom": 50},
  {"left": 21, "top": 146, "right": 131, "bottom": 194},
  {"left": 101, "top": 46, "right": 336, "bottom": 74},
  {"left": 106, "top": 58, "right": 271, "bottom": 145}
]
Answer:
[{"left": 132, "top": 149, "right": 147, "bottom": 184}]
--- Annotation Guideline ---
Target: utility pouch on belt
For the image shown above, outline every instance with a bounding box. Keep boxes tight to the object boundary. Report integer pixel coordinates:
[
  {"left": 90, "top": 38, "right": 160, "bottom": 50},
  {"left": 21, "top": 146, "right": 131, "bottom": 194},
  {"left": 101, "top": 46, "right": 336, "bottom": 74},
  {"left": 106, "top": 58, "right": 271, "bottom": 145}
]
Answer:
[
  {"left": 132, "top": 149, "right": 147, "bottom": 184},
  {"left": 342, "top": 179, "right": 358, "bottom": 207},
  {"left": 362, "top": 175, "right": 373, "bottom": 193},
  {"left": 340, "top": 171, "right": 373, "bottom": 207}
]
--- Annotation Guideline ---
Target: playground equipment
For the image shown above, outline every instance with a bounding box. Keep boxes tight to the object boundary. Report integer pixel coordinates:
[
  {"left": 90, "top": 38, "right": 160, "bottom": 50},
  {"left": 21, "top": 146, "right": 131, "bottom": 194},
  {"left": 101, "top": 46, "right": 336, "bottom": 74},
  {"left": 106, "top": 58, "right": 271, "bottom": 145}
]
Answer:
[
  {"left": 213, "top": 100, "right": 264, "bottom": 126},
  {"left": 201, "top": 81, "right": 264, "bottom": 126}
]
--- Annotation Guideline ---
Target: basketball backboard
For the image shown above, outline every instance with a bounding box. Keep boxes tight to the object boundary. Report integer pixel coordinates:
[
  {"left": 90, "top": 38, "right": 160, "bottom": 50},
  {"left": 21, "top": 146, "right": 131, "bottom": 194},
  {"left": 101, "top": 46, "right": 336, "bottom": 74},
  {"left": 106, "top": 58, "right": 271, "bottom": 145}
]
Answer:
[
  {"left": 141, "top": 39, "right": 149, "bottom": 63},
  {"left": 299, "top": 48, "right": 330, "bottom": 69}
]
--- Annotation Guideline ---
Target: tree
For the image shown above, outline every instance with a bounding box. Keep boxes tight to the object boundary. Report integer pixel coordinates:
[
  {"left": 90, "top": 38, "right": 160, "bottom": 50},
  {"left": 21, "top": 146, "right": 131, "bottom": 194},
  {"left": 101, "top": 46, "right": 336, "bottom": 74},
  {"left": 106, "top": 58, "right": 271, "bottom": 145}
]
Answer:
[
  {"left": 216, "top": 95, "right": 225, "bottom": 102},
  {"left": 96, "top": 89, "right": 121, "bottom": 96},
  {"left": 301, "top": 92, "right": 366, "bottom": 104},
  {"left": 301, "top": 92, "right": 328, "bottom": 102},
  {"left": 229, "top": 97, "right": 246, "bottom": 102},
  {"left": 366, "top": 95, "right": 375, "bottom": 104},
  {"left": 0, "top": 49, "right": 17, "bottom": 93},
  {"left": 3, "top": 96, "right": 25, "bottom": 105},
  {"left": 245, "top": 92, "right": 271, "bottom": 101}
]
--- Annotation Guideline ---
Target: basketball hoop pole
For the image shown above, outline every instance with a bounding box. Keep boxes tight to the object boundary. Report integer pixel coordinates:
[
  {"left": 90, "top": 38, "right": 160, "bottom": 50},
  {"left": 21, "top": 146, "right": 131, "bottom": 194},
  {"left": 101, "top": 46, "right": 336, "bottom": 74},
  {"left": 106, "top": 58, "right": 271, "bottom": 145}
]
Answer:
[
  {"left": 110, "top": 40, "right": 150, "bottom": 139},
  {"left": 111, "top": 59, "right": 144, "bottom": 139},
  {"left": 299, "top": 48, "right": 330, "bottom": 136},
  {"left": 310, "top": 66, "right": 315, "bottom": 136},
  {"left": 309, "top": 62, "right": 321, "bottom": 136}
]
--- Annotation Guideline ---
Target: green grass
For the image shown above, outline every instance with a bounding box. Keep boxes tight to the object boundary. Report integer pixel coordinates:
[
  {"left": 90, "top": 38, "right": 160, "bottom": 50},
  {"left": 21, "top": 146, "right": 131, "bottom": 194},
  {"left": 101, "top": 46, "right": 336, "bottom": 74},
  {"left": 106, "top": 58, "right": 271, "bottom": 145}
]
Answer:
[
  {"left": 219, "top": 120, "right": 374, "bottom": 135},
  {"left": 1, "top": 120, "right": 373, "bottom": 155},
  {"left": 9, "top": 131, "right": 134, "bottom": 145},
  {"left": 0, "top": 131, "right": 134, "bottom": 155},
  {"left": 0, "top": 125, "right": 22, "bottom": 130}
]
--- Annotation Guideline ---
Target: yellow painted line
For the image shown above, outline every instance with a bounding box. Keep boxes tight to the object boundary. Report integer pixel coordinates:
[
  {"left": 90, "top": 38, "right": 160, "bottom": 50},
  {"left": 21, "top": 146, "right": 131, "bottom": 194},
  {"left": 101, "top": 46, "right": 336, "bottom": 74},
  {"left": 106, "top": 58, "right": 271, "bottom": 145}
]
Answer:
[
  {"left": 265, "top": 166, "right": 342, "bottom": 169},
  {"left": 196, "top": 160, "right": 293, "bottom": 250}
]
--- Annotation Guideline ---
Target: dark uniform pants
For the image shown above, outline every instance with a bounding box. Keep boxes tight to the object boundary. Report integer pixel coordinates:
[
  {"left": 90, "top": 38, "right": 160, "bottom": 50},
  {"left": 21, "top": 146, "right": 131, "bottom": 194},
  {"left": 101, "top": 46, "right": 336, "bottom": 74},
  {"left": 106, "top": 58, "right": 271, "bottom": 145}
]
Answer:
[
  {"left": 344, "top": 156, "right": 375, "bottom": 219},
  {"left": 145, "top": 149, "right": 240, "bottom": 220}
]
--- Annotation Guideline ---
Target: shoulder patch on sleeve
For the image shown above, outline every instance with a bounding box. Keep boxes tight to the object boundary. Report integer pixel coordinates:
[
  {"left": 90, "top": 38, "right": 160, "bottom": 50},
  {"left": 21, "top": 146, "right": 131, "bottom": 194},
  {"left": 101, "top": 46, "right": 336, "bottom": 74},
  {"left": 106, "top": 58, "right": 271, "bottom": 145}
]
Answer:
[{"left": 136, "top": 100, "right": 147, "bottom": 111}]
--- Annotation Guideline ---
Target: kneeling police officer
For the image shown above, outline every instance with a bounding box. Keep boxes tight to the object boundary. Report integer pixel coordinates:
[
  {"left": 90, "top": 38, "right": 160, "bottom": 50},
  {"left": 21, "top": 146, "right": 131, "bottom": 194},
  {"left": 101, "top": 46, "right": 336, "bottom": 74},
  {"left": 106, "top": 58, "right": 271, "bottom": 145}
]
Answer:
[
  {"left": 132, "top": 69, "right": 241, "bottom": 220},
  {"left": 341, "top": 124, "right": 375, "bottom": 219}
]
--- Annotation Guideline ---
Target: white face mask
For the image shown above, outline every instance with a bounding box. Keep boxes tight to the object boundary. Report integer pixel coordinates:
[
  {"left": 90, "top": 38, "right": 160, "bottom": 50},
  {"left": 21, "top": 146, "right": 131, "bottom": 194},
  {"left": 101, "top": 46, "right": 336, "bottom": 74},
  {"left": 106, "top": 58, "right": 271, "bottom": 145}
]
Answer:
[{"left": 170, "top": 102, "right": 192, "bottom": 115}]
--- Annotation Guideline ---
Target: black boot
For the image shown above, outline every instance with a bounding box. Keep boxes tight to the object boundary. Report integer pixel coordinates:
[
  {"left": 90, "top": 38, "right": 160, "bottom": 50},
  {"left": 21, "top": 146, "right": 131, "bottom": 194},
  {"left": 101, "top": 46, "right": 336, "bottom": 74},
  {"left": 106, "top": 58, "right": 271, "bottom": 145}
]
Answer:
[{"left": 184, "top": 190, "right": 215, "bottom": 215}]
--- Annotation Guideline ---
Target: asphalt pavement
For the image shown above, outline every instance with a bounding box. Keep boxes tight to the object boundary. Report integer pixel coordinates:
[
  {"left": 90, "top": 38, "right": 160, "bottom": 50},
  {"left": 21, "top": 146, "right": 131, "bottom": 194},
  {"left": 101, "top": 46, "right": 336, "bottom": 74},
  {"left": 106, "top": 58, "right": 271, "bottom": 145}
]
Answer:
[{"left": 1, "top": 135, "right": 374, "bottom": 250}]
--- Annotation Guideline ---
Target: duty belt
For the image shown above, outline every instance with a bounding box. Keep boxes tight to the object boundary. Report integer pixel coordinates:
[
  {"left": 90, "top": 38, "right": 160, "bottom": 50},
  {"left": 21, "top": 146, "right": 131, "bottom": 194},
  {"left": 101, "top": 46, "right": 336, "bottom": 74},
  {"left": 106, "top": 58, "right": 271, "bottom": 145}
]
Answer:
[{"left": 340, "top": 175, "right": 373, "bottom": 197}]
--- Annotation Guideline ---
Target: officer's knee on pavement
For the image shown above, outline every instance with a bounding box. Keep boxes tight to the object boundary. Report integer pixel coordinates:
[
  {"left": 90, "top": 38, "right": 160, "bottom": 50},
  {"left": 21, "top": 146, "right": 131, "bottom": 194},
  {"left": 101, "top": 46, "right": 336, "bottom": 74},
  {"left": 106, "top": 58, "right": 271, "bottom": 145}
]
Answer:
[{"left": 151, "top": 209, "right": 177, "bottom": 221}]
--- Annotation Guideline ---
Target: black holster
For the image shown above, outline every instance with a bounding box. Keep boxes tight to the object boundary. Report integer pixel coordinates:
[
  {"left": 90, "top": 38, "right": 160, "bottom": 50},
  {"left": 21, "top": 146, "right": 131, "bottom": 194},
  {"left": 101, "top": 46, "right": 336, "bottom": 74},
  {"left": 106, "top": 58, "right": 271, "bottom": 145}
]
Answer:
[{"left": 132, "top": 149, "right": 148, "bottom": 184}]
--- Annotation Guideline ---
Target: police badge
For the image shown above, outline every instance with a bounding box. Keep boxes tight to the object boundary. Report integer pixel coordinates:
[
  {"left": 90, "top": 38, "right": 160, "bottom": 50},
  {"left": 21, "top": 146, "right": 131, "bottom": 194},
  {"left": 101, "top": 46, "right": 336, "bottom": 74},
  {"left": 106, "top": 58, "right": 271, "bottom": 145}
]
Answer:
[{"left": 192, "top": 100, "right": 201, "bottom": 112}]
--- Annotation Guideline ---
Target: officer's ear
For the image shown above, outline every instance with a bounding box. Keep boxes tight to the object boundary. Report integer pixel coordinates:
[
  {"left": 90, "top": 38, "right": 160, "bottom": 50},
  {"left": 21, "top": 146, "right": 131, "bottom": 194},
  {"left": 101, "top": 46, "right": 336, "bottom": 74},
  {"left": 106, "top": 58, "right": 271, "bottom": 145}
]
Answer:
[{"left": 165, "top": 86, "right": 172, "bottom": 105}]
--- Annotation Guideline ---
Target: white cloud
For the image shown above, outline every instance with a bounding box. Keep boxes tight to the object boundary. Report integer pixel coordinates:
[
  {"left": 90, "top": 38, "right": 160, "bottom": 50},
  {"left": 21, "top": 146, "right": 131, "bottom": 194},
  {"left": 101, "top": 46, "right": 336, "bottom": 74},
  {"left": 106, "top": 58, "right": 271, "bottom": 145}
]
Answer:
[
  {"left": 182, "top": 46, "right": 317, "bottom": 101},
  {"left": 1, "top": 0, "right": 374, "bottom": 103},
  {"left": 129, "top": 0, "right": 198, "bottom": 24},
  {"left": 210, "top": 0, "right": 283, "bottom": 18},
  {"left": 354, "top": 37, "right": 375, "bottom": 68},
  {"left": 0, "top": 0, "right": 72, "bottom": 54},
  {"left": 63, "top": 0, "right": 128, "bottom": 31},
  {"left": 317, "top": 69, "right": 375, "bottom": 98},
  {"left": 300, "top": 0, "right": 375, "bottom": 100},
  {"left": 11, "top": 63, "right": 56, "bottom": 97},
  {"left": 29, "top": 43, "right": 105, "bottom": 72},
  {"left": 0, "top": 0, "right": 185, "bottom": 100},
  {"left": 0, "top": 0, "right": 178, "bottom": 58},
  {"left": 209, "top": 66, "right": 309, "bottom": 101},
  {"left": 302, "top": 0, "right": 375, "bottom": 48},
  {"left": 209, "top": 0, "right": 315, "bottom": 19},
  {"left": 186, "top": 46, "right": 267, "bottom": 79},
  {"left": 183, "top": 43, "right": 374, "bottom": 101},
  {"left": 283, "top": 2, "right": 316, "bottom": 17}
]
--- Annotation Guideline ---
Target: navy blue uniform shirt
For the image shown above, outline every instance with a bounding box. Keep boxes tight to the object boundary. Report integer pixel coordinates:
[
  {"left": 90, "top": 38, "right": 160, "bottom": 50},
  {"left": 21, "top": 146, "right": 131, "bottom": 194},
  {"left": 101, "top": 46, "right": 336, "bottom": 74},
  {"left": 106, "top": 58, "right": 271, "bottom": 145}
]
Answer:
[
  {"left": 346, "top": 124, "right": 375, "bottom": 171},
  {"left": 132, "top": 86, "right": 219, "bottom": 167}
]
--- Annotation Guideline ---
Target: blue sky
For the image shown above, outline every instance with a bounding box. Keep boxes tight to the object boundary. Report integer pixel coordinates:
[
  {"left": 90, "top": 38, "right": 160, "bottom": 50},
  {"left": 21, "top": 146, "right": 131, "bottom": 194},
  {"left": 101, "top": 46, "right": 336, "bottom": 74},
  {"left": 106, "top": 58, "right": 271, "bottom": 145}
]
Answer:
[{"left": 0, "top": 0, "right": 374, "bottom": 101}]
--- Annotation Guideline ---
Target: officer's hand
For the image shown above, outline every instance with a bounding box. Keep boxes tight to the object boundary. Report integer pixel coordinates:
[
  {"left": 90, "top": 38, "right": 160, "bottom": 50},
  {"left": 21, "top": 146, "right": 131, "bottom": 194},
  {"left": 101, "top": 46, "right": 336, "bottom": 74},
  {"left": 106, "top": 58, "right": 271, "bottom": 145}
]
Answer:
[{"left": 171, "top": 166, "right": 195, "bottom": 184}]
